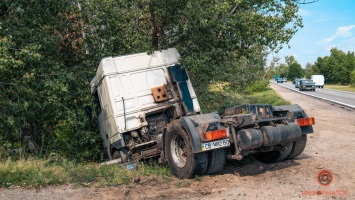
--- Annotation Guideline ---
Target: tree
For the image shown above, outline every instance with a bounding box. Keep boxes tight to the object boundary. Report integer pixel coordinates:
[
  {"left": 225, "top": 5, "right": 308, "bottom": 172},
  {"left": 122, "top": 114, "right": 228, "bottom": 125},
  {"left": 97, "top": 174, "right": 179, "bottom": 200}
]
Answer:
[
  {"left": 315, "top": 48, "right": 355, "bottom": 84},
  {"left": 304, "top": 62, "right": 318, "bottom": 79},
  {"left": 0, "top": 0, "right": 305, "bottom": 160},
  {"left": 287, "top": 62, "right": 303, "bottom": 80}
]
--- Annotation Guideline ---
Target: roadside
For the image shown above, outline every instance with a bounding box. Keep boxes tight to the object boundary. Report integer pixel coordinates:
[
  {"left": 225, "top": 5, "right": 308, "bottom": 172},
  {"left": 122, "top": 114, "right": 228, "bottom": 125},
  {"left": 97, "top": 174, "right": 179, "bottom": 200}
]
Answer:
[
  {"left": 325, "top": 84, "right": 355, "bottom": 92},
  {"left": 1, "top": 83, "right": 355, "bottom": 200}
]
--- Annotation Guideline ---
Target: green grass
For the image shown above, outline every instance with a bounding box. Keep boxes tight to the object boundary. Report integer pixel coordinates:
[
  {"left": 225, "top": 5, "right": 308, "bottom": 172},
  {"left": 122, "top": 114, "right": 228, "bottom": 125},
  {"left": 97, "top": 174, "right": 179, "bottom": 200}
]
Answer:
[
  {"left": 246, "top": 88, "right": 291, "bottom": 106},
  {"left": 325, "top": 84, "right": 355, "bottom": 92},
  {"left": 0, "top": 157, "right": 171, "bottom": 188}
]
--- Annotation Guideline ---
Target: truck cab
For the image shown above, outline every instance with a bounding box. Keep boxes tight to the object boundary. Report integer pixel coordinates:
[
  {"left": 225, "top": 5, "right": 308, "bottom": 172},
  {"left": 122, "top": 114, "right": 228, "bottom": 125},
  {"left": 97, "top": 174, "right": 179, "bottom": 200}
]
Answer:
[{"left": 91, "top": 48, "right": 315, "bottom": 179}]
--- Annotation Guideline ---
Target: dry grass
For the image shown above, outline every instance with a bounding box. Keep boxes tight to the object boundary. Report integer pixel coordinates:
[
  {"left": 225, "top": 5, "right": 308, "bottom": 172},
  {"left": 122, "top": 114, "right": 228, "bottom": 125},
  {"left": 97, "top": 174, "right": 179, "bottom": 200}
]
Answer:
[{"left": 325, "top": 84, "right": 355, "bottom": 92}]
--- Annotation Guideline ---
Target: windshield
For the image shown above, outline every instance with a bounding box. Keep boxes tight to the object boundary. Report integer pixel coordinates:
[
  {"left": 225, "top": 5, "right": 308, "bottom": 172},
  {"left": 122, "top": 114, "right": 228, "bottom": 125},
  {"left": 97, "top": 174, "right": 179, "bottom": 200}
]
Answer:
[{"left": 302, "top": 80, "right": 314, "bottom": 84}]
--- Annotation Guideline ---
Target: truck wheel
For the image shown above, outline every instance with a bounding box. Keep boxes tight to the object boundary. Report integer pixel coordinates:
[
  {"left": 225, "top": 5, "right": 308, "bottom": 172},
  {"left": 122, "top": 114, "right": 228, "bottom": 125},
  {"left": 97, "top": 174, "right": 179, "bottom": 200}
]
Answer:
[
  {"left": 277, "top": 142, "right": 293, "bottom": 161},
  {"left": 205, "top": 149, "right": 226, "bottom": 175},
  {"left": 254, "top": 142, "right": 293, "bottom": 163},
  {"left": 166, "top": 122, "right": 208, "bottom": 178},
  {"left": 287, "top": 134, "right": 307, "bottom": 159}
]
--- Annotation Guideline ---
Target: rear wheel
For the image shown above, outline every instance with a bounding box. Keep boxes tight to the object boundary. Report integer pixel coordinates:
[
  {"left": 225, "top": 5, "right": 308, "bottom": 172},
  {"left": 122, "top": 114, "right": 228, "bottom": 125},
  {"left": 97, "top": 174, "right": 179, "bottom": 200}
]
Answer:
[
  {"left": 254, "top": 142, "right": 293, "bottom": 163},
  {"left": 166, "top": 121, "right": 208, "bottom": 178},
  {"left": 205, "top": 149, "right": 226, "bottom": 175},
  {"left": 287, "top": 134, "right": 307, "bottom": 159}
]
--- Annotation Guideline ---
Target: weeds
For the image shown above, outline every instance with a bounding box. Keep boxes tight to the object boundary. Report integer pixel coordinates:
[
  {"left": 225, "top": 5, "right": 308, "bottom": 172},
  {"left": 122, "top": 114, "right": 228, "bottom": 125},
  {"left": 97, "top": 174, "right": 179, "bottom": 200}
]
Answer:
[
  {"left": 325, "top": 84, "right": 355, "bottom": 92},
  {"left": 0, "top": 157, "right": 171, "bottom": 188}
]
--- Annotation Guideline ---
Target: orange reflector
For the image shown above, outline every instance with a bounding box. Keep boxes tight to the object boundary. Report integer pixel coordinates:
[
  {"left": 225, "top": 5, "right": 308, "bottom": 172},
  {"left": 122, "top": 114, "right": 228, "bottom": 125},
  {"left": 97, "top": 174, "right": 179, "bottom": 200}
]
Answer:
[
  {"left": 203, "top": 129, "right": 227, "bottom": 141},
  {"left": 295, "top": 117, "right": 315, "bottom": 126}
]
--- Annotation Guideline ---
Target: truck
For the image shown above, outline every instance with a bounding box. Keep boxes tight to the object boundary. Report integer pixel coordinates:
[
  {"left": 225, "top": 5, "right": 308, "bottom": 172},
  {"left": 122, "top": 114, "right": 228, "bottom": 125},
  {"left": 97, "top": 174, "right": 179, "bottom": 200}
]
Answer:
[
  {"left": 90, "top": 48, "right": 315, "bottom": 178},
  {"left": 311, "top": 75, "right": 325, "bottom": 88}
]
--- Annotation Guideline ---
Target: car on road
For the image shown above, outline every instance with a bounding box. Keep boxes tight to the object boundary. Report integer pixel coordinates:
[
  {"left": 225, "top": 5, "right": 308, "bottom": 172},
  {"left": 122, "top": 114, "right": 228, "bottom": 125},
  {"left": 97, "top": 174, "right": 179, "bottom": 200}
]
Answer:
[
  {"left": 295, "top": 79, "right": 302, "bottom": 88},
  {"left": 299, "top": 79, "right": 316, "bottom": 91},
  {"left": 292, "top": 78, "right": 300, "bottom": 84},
  {"left": 277, "top": 77, "right": 287, "bottom": 83}
]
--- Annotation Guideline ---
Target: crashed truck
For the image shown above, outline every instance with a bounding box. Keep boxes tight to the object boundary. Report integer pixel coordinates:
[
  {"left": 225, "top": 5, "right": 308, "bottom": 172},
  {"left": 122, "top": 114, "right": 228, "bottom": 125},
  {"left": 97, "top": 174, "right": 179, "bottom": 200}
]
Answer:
[{"left": 90, "top": 48, "right": 315, "bottom": 178}]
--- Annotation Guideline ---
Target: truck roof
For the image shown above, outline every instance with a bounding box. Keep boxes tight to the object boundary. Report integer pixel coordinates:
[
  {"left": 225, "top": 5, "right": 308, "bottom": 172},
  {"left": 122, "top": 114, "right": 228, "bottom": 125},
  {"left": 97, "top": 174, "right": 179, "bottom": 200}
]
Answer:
[{"left": 90, "top": 48, "right": 180, "bottom": 94}]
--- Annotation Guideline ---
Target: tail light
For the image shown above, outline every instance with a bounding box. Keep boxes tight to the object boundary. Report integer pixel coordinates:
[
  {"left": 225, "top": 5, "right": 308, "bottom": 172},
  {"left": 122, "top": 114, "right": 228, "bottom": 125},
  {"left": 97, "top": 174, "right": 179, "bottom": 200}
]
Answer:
[
  {"left": 203, "top": 129, "right": 228, "bottom": 141},
  {"left": 295, "top": 117, "right": 315, "bottom": 126}
]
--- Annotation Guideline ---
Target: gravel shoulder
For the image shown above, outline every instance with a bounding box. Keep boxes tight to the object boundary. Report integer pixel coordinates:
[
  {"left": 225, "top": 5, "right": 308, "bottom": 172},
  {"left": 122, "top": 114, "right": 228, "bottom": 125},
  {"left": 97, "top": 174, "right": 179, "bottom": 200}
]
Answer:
[{"left": 2, "top": 83, "right": 355, "bottom": 200}]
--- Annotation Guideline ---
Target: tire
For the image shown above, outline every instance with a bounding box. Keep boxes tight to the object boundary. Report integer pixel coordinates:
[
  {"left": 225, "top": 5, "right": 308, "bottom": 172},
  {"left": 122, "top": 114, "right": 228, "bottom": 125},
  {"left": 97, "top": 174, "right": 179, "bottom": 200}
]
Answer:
[
  {"left": 205, "top": 149, "right": 226, "bottom": 175},
  {"left": 287, "top": 134, "right": 307, "bottom": 159},
  {"left": 254, "top": 142, "right": 293, "bottom": 163},
  {"left": 166, "top": 121, "right": 208, "bottom": 178},
  {"left": 277, "top": 142, "right": 293, "bottom": 161}
]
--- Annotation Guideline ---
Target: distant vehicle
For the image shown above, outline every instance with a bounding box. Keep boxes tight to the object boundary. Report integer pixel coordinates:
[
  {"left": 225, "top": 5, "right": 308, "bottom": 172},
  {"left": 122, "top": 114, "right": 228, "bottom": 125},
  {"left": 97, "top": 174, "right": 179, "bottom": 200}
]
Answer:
[
  {"left": 311, "top": 75, "right": 325, "bottom": 88},
  {"left": 299, "top": 79, "right": 316, "bottom": 91},
  {"left": 273, "top": 75, "right": 279, "bottom": 81},
  {"left": 277, "top": 77, "right": 287, "bottom": 83},
  {"left": 295, "top": 79, "right": 302, "bottom": 88},
  {"left": 292, "top": 78, "right": 300, "bottom": 84}
]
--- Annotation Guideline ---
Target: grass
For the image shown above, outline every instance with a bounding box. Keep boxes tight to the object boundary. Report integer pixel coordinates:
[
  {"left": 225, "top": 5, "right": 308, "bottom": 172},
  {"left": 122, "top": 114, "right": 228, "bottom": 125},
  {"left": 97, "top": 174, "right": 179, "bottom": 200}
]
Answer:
[
  {"left": 0, "top": 83, "right": 290, "bottom": 188},
  {"left": 246, "top": 88, "right": 291, "bottom": 106},
  {"left": 324, "top": 84, "right": 355, "bottom": 92},
  {"left": 0, "top": 156, "right": 171, "bottom": 189}
]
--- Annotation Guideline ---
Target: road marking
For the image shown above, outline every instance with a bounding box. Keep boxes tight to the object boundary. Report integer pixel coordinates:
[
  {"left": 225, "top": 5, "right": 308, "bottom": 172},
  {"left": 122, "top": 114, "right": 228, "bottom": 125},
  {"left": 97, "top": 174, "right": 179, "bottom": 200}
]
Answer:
[{"left": 271, "top": 82, "right": 355, "bottom": 109}]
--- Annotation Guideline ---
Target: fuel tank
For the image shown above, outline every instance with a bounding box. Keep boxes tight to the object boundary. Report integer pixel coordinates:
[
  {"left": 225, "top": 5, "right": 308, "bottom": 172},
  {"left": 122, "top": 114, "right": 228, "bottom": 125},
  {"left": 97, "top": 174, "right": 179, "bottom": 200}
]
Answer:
[{"left": 237, "top": 122, "right": 302, "bottom": 150}]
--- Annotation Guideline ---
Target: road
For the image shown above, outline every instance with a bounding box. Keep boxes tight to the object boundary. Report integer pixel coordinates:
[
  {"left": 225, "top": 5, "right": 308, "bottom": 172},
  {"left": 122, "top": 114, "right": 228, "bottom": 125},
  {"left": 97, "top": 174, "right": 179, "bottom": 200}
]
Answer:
[{"left": 273, "top": 81, "right": 355, "bottom": 108}]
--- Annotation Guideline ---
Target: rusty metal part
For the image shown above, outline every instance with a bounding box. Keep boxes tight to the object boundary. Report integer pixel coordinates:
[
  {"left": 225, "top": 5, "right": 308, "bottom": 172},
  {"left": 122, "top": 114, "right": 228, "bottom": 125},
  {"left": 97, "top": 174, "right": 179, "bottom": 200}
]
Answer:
[
  {"left": 226, "top": 154, "right": 243, "bottom": 160},
  {"left": 140, "top": 147, "right": 160, "bottom": 158},
  {"left": 131, "top": 131, "right": 139, "bottom": 138},
  {"left": 229, "top": 126, "right": 244, "bottom": 160},
  {"left": 151, "top": 85, "right": 169, "bottom": 102}
]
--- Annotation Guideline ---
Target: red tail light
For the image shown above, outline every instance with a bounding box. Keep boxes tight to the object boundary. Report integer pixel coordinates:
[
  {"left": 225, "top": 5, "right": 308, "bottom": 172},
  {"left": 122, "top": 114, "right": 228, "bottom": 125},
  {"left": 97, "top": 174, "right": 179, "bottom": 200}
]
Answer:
[
  {"left": 295, "top": 117, "right": 315, "bottom": 126},
  {"left": 203, "top": 129, "right": 227, "bottom": 141}
]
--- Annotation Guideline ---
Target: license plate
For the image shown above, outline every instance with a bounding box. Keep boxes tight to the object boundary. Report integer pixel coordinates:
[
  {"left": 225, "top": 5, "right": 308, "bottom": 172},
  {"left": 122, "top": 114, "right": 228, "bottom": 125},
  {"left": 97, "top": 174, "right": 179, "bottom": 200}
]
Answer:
[{"left": 201, "top": 139, "right": 230, "bottom": 151}]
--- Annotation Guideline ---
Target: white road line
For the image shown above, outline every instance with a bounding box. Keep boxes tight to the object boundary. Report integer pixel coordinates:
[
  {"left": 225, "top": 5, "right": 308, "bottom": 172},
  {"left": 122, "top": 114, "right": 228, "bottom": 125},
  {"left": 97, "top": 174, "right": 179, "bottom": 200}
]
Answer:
[{"left": 271, "top": 82, "right": 355, "bottom": 109}]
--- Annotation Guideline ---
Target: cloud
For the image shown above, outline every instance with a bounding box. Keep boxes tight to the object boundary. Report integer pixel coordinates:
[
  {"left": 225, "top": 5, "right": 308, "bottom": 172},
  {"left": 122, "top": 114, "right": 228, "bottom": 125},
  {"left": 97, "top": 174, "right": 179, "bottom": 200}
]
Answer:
[
  {"left": 326, "top": 45, "right": 336, "bottom": 51},
  {"left": 321, "top": 25, "right": 355, "bottom": 43},
  {"left": 298, "top": 9, "right": 312, "bottom": 16}
]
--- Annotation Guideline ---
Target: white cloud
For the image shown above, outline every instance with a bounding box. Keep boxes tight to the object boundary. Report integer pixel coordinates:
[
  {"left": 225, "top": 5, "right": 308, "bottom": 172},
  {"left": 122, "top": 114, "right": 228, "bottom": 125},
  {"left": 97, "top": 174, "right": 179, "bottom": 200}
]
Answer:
[
  {"left": 298, "top": 9, "right": 312, "bottom": 16},
  {"left": 321, "top": 25, "right": 355, "bottom": 43},
  {"left": 326, "top": 45, "right": 336, "bottom": 51}
]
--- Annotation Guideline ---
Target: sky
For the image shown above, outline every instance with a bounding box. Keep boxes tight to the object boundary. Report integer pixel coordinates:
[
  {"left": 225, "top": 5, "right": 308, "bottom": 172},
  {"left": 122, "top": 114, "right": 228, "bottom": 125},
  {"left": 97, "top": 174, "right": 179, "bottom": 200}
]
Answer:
[{"left": 269, "top": 0, "right": 355, "bottom": 68}]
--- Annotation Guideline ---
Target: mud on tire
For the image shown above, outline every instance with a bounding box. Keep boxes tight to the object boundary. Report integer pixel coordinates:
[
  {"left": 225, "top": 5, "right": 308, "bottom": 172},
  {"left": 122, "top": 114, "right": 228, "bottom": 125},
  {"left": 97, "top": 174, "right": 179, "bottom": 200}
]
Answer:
[
  {"left": 254, "top": 142, "right": 294, "bottom": 163},
  {"left": 166, "top": 121, "right": 208, "bottom": 178},
  {"left": 287, "top": 134, "right": 307, "bottom": 159},
  {"left": 205, "top": 149, "right": 226, "bottom": 175}
]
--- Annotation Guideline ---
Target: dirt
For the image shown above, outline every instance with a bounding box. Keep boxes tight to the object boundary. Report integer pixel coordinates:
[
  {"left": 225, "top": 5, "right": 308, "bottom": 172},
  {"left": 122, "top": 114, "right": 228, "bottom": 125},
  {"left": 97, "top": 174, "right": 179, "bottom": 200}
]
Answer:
[{"left": 1, "top": 83, "right": 355, "bottom": 200}]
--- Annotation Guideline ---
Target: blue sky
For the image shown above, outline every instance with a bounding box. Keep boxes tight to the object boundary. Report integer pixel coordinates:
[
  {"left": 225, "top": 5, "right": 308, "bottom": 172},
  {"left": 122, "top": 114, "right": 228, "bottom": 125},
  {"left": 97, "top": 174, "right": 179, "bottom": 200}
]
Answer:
[{"left": 269, "top": 0, "right": 355, "bottom": 68}]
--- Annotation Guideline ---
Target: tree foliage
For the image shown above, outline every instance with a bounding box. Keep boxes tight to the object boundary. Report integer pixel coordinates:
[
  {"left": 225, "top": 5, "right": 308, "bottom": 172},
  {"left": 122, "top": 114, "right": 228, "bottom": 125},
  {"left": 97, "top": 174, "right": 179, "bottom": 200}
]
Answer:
[
  {"left": 0, "top": 0, "right": 304, "bottom": 160},
  {"left": 314, "top": 48, "right": 355, "bottom": 85},
  {"left": 287, "top": 61, "right": 303, "bottom": 80}
]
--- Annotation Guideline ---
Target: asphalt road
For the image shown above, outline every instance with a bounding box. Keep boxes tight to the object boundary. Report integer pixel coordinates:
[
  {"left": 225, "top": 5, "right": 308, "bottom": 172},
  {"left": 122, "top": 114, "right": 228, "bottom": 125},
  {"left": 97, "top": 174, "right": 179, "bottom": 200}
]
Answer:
[{"left": 272, "top": 81, "right": 355, "bottom": 108}]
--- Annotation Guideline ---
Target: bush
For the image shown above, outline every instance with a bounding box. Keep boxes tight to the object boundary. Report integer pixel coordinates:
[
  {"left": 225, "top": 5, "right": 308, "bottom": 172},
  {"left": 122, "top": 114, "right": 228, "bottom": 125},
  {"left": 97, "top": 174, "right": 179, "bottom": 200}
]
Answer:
[{"left": 244, "top": 80, "right": 270, "bottom": 94}]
